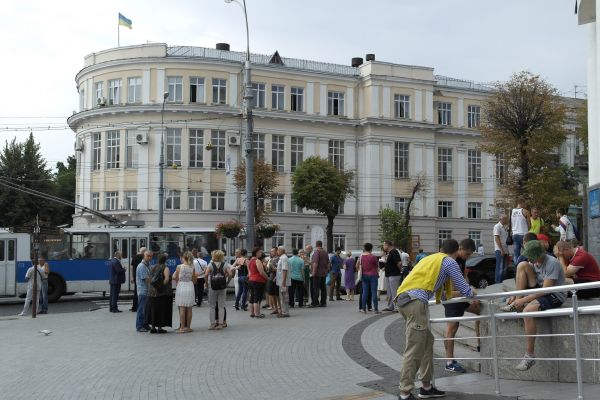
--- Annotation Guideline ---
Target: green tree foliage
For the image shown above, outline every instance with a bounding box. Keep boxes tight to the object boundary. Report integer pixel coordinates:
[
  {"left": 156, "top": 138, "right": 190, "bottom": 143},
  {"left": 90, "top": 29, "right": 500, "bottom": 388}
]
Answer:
[
  {"left": 53, "top": 155, "right": 77, "bottom": 225},
  {"left": 291, "top": 156, "right": 354, "bottom": 252},
  {"left": 378, "top": 208, "right": 411, "bottom": 251},
  {"left": 234, "top": 159, "right": 280, "bottom": 228}
]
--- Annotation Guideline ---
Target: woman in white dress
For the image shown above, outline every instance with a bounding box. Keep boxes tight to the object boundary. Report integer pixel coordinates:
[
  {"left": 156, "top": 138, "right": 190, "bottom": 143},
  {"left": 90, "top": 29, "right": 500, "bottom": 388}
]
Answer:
[{"left": 174, "top": 251, "right": 196, "bottom": 333}]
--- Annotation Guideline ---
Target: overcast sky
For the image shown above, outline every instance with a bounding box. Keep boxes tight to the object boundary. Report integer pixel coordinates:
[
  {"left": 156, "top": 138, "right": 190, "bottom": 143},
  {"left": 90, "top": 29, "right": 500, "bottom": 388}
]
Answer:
[{"left": 0, "top": 0, "right": 589, "bottom": 169}]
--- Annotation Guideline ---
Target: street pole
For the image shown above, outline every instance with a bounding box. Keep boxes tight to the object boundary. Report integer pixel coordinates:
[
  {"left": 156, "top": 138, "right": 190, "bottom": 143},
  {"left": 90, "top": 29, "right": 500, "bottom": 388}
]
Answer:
[
  {"left": 32, "top": 215, "right": 40, "bottom": 318},
  {"left": 158, "top": 92, "right": 169, "bottom": 228}
]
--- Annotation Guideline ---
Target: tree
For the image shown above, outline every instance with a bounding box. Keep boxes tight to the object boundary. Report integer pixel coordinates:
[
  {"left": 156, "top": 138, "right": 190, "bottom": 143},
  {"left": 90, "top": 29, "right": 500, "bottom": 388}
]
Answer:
[
  {"left": 393, "top": 172, "right": 428, "bottom": 251},
  {"left": 379, "top": 208, "right": 411, "bottom": 251},
  {"left": 291, "top": 156, "right": 354, "bottom": 252},
  {"left": 52, "top": 155, "right": 77, "bottom": 225},
  {"left": 234, "top": 159, "right": 279, "bottom": 228}
]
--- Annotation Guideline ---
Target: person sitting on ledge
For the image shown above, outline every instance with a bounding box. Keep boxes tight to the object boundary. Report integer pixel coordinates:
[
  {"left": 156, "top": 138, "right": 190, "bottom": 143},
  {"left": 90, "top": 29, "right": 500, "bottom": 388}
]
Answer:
[
  {"left": 501, "top": 240, "right": 566, "bottom": 371},
  {"left": 554, "top": 240, "right": 600, "bottom": 299}
]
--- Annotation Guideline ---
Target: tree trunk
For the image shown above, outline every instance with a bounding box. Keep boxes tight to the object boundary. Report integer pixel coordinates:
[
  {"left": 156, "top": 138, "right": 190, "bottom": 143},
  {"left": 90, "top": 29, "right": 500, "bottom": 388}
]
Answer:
[
  {"left": 518, "top": 138, "right": 529, "bottom": 197},
  {"left": 326, "top": 214, "right": 335, "bottom": 254}
]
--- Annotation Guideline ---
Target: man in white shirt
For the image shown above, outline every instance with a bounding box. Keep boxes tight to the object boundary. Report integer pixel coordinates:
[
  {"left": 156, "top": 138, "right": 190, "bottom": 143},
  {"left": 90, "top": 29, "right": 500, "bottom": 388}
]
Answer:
[
  {"left": 19, "top": 262, "right": 45, "bottom": 316},
  {"left": 552, "top": 207, "right": 576, "bottom": 242},
  {"left": 276, "top": 246, "right": 291, "bottom": 317},
  {"left": 192, "top": 248, "right": 207, "bottom": 307},
  {"left": 494, "top": 215, "right": 509, "bottom": 285},
  {"left": 510, "top": 199, "right": 531, "bottom": 260}
]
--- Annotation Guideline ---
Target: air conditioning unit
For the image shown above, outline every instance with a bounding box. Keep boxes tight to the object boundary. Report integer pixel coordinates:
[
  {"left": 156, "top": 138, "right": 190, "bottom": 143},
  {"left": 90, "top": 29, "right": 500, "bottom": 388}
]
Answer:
[
  {"left": 228, "top": 134, "right": 241, "bottom": 146},
  {"left": 74, "top": 139, "right": 84, "bottom": 152},
  {"left": 136, "top": 131, "right": 148, "bottom": 144},
  {"left": 97, "top": 97, "right": 106, "bottom": 106}
]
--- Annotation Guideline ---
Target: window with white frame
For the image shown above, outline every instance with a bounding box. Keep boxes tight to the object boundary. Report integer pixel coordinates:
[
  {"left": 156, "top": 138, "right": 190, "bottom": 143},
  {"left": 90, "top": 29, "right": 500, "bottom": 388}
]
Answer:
[
  {"left": 468, "top": 149, "right": 482, "bottom": 183},
  {"left": 271, "top": 232, "right": 285, "bottom": 248},
  {"left": 189, "top": 77, "right": 205, "bottom": 103},
  {"left": 394, "top": 142, "right": 409, "bottom": 179},
  {"left": 272, "top": 135, "right": 285, "bottom": 172},
  {"left": 496, "top": 154, "right": 507, "bottom": 186},
  {"left": 166, "top": 128, "right": 182, "bottom": 166},
  {"left": 394, "top": 197, "right": 407, "bottom": 213},
  {"left": 437, "top": 102, "right": 452, "bottom": 125},
  {"left": 212, "top": 78, "right": 227, "bottom": 104},
  {"left": 291, "top": 233, "right": 304, "bottom": 250},
  {"left": 188, "top": 191, "right": 203, "bottom": 210},
  {"left": 438, "top": 201, "right": 453, "bottom": 218},
  {"left": 333, "top": 234, "right": 346, "bottom": 250},
  {"left": 271, "top": 84, "right": 285, "bottom": 110},
  {"left": 251, "top": 83, "right": 265, "bottom": 108},
  {"left": 394, "top": 94, "right": 410, "bottom": 119},
  {"left": 328, "top": 139, "right": 344, "bottom": 170},
  {"left": 189, "top": 129, "right": 204, "bottom": 168},
  {"left": 91, "top": 193, "right": 100, "bottom": 210},
  {"left": 105, "top": 191, "right": 118, "bottom": 211},
  {"left": 271, "top": 194, "right": 284, "bottom": 213},
  {"left": 438, "top": 147, "right": 453, "bottom": 182},
  {"left": 167, "top": 76, "right": 183, "bottom": 102},
  {"left": 469, "top": 231, "right": 482, "bottom": 248},
  {"left": 92, "top": 133, "right": 101, "bottom": 170},
  {"left": 211, "top": 192, "right": 225, "bottom": 210},
  {"left": 438, "top": 230, "right": 452, "bottom": 248},
  {"left": 211, "top": 130, "right": 226, "bottom": 169},
  {"left": 253, "top": 133, "right": 265, "bottom": 161},
  {"left": 468, "top": 202, "right": 482, "bottom": 219},
  {"left": 95, "top": 82, "right": 104, "bottom": 102},
  {"left": 291, "top": 198, "right": 303, "bottom": 213},
  {"left": 467, "top": 105, "right": 481, "bottom": 128},
  {"left": 127, "top": 77, "right": 141, "bottom": 103},
  {"left": 327, "top": 91, "right": 345, "bottom": 116},
  {"left": 125, "top": 130, "right": 138, "bottom": 168},
  {"left": 291, "top": 87, "right": 304, "bottom": 112},
  {"left": 125, "top": 191, "right": 137, "bottom": 210},
  {"left": 338, "top": 202, "right": 345, "bottom": 215},
  {"left": 165, "top": 189, "right": 181, "bottom": 210},
  {"left": 108, "top": 79, "right": 121, "bottom": 104},
  {"left": 291, "top": 136, "right": 303, "bottom": 172},
  {"left": 106, "top": 130, "right": 120, "bottom": 169}
]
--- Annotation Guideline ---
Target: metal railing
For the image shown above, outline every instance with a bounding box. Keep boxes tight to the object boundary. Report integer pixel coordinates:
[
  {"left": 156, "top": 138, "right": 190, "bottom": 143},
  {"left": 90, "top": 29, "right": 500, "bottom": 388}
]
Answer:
[{"left": 428, "top": 281, "right": 600, "bottom": 400}]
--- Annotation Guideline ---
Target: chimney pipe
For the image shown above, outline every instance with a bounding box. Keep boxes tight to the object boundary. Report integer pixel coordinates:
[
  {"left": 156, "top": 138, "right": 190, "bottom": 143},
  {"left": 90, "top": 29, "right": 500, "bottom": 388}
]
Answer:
[
  {"left": 351, "top": 57, "right": 363, "bottom": 67},
  {"left": 216, "top": 43, "right": 230, "bottom": 51}
]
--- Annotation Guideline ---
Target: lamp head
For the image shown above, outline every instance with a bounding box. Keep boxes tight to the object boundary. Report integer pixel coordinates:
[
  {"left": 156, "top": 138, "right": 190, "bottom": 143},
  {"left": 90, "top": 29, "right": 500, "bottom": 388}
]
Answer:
[
  {"left": 163, "top": 92, "right": 169, "bottom": 100},
  {"left": 206, "top": 142, "right": 214, "bottom": 151}
]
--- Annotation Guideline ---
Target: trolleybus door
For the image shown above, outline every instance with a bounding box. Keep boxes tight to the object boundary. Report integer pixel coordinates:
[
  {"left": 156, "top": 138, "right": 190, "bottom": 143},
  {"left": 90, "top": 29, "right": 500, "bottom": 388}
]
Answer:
[
  {"left": 111, "top": 237, "right": 146, "bottom": 291},
  {"left": 0, "top": 239, "right": 16, "bottom": 296}
]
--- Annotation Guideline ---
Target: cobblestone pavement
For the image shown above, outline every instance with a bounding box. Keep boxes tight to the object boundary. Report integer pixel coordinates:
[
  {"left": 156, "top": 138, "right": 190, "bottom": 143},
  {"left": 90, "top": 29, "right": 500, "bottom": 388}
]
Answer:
[{"left": 0, "top": 295, "right": 567, "bottom": 400}]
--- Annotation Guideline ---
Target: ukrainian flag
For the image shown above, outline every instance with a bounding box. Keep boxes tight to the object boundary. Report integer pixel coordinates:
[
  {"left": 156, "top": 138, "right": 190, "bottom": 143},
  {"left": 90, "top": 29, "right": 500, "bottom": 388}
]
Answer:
[{"left": 118, "top": 13, "right": 132, "bottom": 29}]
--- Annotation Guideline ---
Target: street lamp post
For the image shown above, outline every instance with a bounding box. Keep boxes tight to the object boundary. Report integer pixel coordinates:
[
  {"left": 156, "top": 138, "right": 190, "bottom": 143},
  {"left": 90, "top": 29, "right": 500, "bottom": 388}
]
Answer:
[
  {"left": 158, "top": 91, "right": 169, "bottom": 228},
  {"left": 225, "top": 0, "right": 255, "bottom": 249}
]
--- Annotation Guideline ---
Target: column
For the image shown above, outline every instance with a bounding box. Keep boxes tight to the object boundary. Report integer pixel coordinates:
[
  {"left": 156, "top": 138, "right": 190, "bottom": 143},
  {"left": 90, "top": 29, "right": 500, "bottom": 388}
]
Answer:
[
  {"left": 370, "top": 85, "right": 380, "bottom": 117},
  {"left": 319, "top": 84, "right": 327, "bottom": 115},
  {"left": 364, "top": 140, "right": 381, "bottom": 215},
  {"left": 306, "top": 82, "right": 314, "bottom": 114},
  {"left": 82, "top": 133, "right": 92, "bottom": 207},
  {"left": 229, "top": 73, "right": 238, "bottom": 107},
  {"left": 589, "top": 22, "right": 600, "bottom": 185},
  {"left": 483, "top": 153, "right": 495, "bottom": 219},
  {"left": 142, "top": 68, "right": 151, "bottom": 104},
  {"left": 381, "top": 141, "right": 393, "bottom": 210},
  {"left": 414, "top": 89, "right": 423, "bottom": 122},
  {"left": 456, "top": 147, "right": 467, "bottom": 218},
  {"left": 317, "top": 138, "right": 328, "bottom": 157},
  {"left": 345, "top": 140, "right": 357, "bottom": 212},
  {"left": 412, "top": 142, "right": 424, "bottom": 217},
  {"left": 424, "top": 143, "right": 436, "bottom": 216},
  {"left": 425, "top": 89, "right": 434, "bottom": 123},
  {"left": 86, "top": 79, "right": 93, "bottom": 110},
  {"left": 382, "top": 86, "right": 391, "bottom": 119},
  {"left": 155, "top": 68, "right": 165, "bottom": 103},
  {"left": 347, "top": 87, "right": 354, "bottom": 118},
  {"left": 305, "top": 136, "right": 316, "bottom": 158},
  {"left": 457, "top": 97, "right": 464, "bottom": 128},
  {"left": 225, "top": 131, "right": 239, "bottom": 211}
]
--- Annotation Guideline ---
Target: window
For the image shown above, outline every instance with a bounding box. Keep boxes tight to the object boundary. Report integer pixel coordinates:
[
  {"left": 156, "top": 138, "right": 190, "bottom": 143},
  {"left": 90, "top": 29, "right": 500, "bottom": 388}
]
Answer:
[
  {"left": 438, "top": 148, "right": 453, "bottom": 182},
  {"left": 272, "top": 135, "right": 285, "bottom": 172},
  {"left": 167, "top": 76, "right": 183, "bottom": 102},
  {"left": 92, "top": 133, "right": 101, "bottom": 170},
  {"left": 106, "top": 130, "right": 120, "bottom": 169},
  {"left": 496, "top": 154, "right": 507, "bottom": 186},
  {"left": 438, "top": 230, "right": 453, "bottom": 249},
  {"left": 211, "top": 192, "right": 225, "bottom": 210},
  {"left": 91, "top": 193, "right": 100, "bottom": 210},
  {"left": 291, "top": 137, "right": 303, "bottom": 172},
  {"left": 125, "top": 191, "right": 137, "bottom": 210},
  {"left": 468, "top": 149, "right": 482, "bottom": 183},
  {"left": 291, "top": 199, "right": 303, "bottom": 213},
  {"left": 271, "top": 232, "right": 285, "bottom": 248},
  {"left": 333, "top": 234, "right": 346, "bottom": 250},
  {"left": 291, "top": 87, "right": 304, "bottom": 112},
  {"left": 189, "top": 77, "right": 205, "bottom": 103},
  {"left": 468, "top": 202, "right": 482, "bottom": 219},
  {"left": 271, "top": 194, "right": 284, "bottom": 213},
  {"left": 469, "top": 231, "right": 482, "bottom": 248},
  {"left": 251, "top": 83, "right": 265, "bottom": 108},
  {"left": 291, "top": 233, "right": 305, "bottom": 250},
  {"left": 394, "top": 197, "right": 407, "bottom": 213},
  {"left": 95, "top": 81, "right": 104, "bottom": 102},
  {"left": 127, "top": 77, "right": 141, "bottom": 103},
  {"left": 188, "top": 191, "right": 203, "bottom": 210},
  {"left": 253, "top": 133, "right": 265, "bottom": 161},
  {"left": 105, "top": 191, "right": 118, "bottom": 211},
  {"left": 211, "top": 130, "right": 226, "bottom": 169},
  {"left": 165, "top": 189, "right": 181, "bottom": 210},
  {"left": 467, "top": 105, "right": 481, "bottom": 128},
  {"left": 271, "top": 84, "right": 285, "bottom": 110},
  {"left": 394, "top": 94, "right": 410, "bottom": 119},
  {"left": 189, "top": 129, "right": 204, "bottom": 168},
  {"left": 212, "top": 78, "right": 227, "bottom": 104},
  {"left": 394, "top": 142, "right": 409, "bottom": 179},
  {"left": 328, "top": 140, "right": 344, "bottom": 170},
  {"left": 166, "top": 128, "right": 182, "bottom": 167},
  {"left": 437, "top": 102, "right": 452, "bottom": 126},
  {"left": 438, "top": 201, "right": 453, "bottom": 218},
  {"left": 108, "top": 79, "right": 121, "bottom": 105},
  {"left": 338, "top": 202, "right": 345, "bottom": 215},
  {"left": 327, "top": 91, "right": 345, "bottom": 116},
  {"left": 125, "top": 130, "right": 138, "bottom": 168}
]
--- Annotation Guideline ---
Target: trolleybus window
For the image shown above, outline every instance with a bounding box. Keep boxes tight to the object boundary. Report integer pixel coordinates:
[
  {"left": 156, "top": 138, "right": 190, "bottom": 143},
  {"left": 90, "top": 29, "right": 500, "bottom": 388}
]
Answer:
[
  {"left": 184, "top": 233, "right": 218, "bottom": 256},
  {"left": 8, "top": 240, "right": 15, "bottom": 261},
  {"left": 0, "top": 241, "right": 4, "bottom": 261},
  {"left": 150, "top": 233, "right": 183, "bottom": 258},
  {"left": 72, "top": 233, "right": 109, "bottom": 259}
]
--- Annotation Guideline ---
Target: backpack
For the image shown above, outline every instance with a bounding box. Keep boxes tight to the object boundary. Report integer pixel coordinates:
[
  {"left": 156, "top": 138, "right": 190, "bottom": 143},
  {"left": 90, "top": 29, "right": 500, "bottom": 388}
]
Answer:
[{"left": 210, "top": 262, "right": 227, "bottom": 290}]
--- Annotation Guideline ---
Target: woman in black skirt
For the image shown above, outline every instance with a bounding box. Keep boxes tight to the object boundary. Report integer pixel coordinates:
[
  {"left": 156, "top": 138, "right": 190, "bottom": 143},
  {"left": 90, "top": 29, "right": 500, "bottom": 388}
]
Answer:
[{"left": 149, "top": 253, "right": 173, "bottom": 333}]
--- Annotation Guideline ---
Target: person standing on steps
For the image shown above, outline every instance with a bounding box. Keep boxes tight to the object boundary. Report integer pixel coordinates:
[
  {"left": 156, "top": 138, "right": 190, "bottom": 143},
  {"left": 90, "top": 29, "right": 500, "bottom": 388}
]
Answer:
[{"left": 510, "top": 199, "right": 531, "bottom": 261}]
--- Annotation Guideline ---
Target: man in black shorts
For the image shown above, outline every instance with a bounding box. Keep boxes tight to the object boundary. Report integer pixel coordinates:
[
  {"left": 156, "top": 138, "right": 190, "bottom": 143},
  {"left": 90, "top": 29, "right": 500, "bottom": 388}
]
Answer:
[{"left": 443, "top": 238, "right": 480, "bottom": 373}]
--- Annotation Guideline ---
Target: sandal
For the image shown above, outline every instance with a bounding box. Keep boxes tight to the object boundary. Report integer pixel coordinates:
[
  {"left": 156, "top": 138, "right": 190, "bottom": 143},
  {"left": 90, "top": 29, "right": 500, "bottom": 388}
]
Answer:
[
  {"left": 175, "top": 328, "right": 185, "bottom": 334},
  {"left": 221, "top": 322, "right": 228, "bottom": 328},
  {"left": 250, "top": 314, "right": 255, "bottom": 318},
  {"left": 209, "top": 324, "right": 219, "bottom": 330},
  {"left": 185, "top": 328, "right": 193, "bottom": 333},
  {"left": 500, "top": 303, "right": 518, "bottom": 312},
  {"left": 270, "top": 310, "right": 279, "bottom": 315},
  {"left": 256, "top": 314, "right": 265, "bottom": 318}
]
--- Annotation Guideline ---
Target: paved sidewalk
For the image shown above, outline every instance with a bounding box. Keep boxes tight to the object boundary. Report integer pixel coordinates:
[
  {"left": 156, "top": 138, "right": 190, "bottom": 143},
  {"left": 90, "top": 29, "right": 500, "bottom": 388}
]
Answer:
[{"left": 0, "top": 297, "right": 595, "bottom": 399}]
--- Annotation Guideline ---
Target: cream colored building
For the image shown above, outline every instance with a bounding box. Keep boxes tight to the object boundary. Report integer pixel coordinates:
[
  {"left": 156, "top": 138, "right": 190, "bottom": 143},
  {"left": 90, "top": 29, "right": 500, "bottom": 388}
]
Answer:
[{"left": 67, "top": 43, "right": 567, "bottom": 253}]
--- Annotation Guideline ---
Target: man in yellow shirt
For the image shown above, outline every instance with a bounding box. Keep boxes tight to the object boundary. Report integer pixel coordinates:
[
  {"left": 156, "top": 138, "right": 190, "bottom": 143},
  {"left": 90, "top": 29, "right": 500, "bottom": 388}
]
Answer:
[{"left": 529, "top": 207, "right": 545, "bottom": 235}]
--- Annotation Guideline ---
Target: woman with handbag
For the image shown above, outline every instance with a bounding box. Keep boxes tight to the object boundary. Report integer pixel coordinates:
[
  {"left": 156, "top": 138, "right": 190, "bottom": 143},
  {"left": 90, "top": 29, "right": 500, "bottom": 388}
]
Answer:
[
  {"left": 148, "top": 253, "right": 173, "bottom": 333},
  {"left": 173, "top": 251, "right": 197, "bottom": 333}
]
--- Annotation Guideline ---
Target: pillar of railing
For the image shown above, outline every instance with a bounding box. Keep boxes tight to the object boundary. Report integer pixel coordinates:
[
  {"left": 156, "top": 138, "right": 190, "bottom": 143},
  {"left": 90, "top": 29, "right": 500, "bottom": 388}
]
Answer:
[
  {"left": 571, "top": 289, "right": 584, "bottom": 400},
  {"left": 488, "top": 299, "right": 501, "bottom": 395}
]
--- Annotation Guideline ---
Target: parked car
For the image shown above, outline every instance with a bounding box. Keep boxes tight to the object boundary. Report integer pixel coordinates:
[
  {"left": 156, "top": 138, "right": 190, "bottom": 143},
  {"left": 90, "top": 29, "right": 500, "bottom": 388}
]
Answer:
[{"left": 465, "top": 255, "right": 515, "bottom": 289}]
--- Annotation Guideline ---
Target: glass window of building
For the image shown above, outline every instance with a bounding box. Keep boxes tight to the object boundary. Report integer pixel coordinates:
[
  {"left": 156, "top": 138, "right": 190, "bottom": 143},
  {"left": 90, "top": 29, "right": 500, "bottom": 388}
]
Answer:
[
  {"left": 106, "top": 130, "right": 120, "bottom": 169},
  {"left": 189, "top": 129, "right": 204, "bottom": 168},
  {"left": 105, "top": 191, "right": 118, "bottom": 211},
  {"left": 394, "top": 197, "right": 407, "bottom": 213},
  {"left": 468, "top": 202, "right": 482, "bottom": 219},
  {"left": 126, "top": 130, "right": 138, "bottom": 168},
  {"left": 211, "top": 192, "right": 225, "bottom": 210},
  {"left": 438, "top": 201, "right": 453, "bottom": 218},
  {"left": 108, "top": 79, "right": 121, "bottom": 105},
  {"left": 496, "top": 154, "right": 507, "bottom": 186},
  {"left": 91, "top": 193, "right": 100, "bottom": 210},
  {"left": 438, "top": 147, "right": 453, "bottom": 182},
  {"left": 165, "top": 189, "right": 181, "bottom": 210},
  {"left": 437, "top": 102, "right": 452, "bottom": 126},
  {"left": 291, "top": 233, "right": 304, "bottom": 250},
  {"left": 188, "top": 191, "right": 203, "bottom": 210},
  {"left": 328, "top": 139, "right": 344, "bottom": 170},
  {"left": 271, "top": 84, "right": 285, "bottom": 110},
  {"left": 95, "top": 81, "right": 104, "bottom": 102},
  {"left": 127, "top": 77, "right": 141, "bottom": 103},
  {"left": 327, "top": 91, "right": 345, "bottom": 116},
  {"left": 394, "top": 142, "right": 409, "bottom": 179},
  {"left": 291, "top": 137, "right": 303, "bottom": 172},
  {"left": 272, "top": 135, "right": 285, "bottom": 172},
  {"left": 189, "top": 77, "right": 205, "bottom": 103},
  {"left": 212, "top": 79, "right": 227, "bottom": 104},
  {"left": 291, "top": 87, "right": 304, "bottom": 112},
  {"left": 271, "top": 194, "right": 284, "bottom": 213},
  {"left": 167, "top": 76, "right": 183, "bottom": 102},
  {"left": 290, "top": 199, "right": 303, "bottom": 213},
  {"left": 253, "top": 133, "right": 265, "bottom": 161},
  {"left": 125, "top": 191, "right": 138, "bottom": 210},
  {"left": 469, "top": 231, "right": 482, "bottom": 248},
  {"left": 333, "top": 234, "right": 346, "bottom": 250},
  {"left": 438, "top": 230, "right": 452, "bottom": 248},
  {"left": 166, "top": 128, "right": 182, "bottom": 166},
  {"left": 211, "top": 130, "right": 226, "bottom": 169},
  {"left": 394, "top": 94, "right": 410, "bottom": 119},
  {"left": 467, "top": 105, "right": 481, "bottom": 128},
  {"left": 92, "top": 133, "right": 101, "bottom": 170},
  {"left": 251, "top": 83, "right": 265, "bottom": 108},
  {"left": 468, "top": 149, "right": 482, "bottom": 183}
]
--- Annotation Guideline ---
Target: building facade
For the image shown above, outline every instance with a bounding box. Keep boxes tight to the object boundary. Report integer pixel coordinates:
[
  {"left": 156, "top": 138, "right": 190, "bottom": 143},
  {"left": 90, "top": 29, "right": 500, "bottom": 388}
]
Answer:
[{"left": 67, "top": 43, "right": 579, "bottom": 253}]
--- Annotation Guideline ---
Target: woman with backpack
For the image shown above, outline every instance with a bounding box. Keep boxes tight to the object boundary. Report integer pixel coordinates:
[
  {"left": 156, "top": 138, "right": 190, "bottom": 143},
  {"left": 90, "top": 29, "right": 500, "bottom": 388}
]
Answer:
[
  {"left": 205, "top": 250, "right": 234, "bottom": 330},
  {"left": 173, "top": 251, "right": 197, "bottom": 333},
  {"left": 148, "top": 253, "right": 172, "bottom": 333}
]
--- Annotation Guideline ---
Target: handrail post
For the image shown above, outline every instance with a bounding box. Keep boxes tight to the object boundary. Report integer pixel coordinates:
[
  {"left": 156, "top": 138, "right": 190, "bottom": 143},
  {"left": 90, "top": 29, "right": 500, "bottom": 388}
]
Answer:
[
  {"left": 572, "top": 290, "right": 584, "bottom": 400},
  {"left": 488, "top": 299, "right": 501, "bottom": 395}
]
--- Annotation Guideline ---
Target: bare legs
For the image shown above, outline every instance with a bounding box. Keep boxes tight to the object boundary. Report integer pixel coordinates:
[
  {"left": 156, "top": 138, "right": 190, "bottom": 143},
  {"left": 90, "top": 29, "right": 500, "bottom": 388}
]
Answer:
[{"left": 177, "top": 306, "right": 192, "bottom": 333}]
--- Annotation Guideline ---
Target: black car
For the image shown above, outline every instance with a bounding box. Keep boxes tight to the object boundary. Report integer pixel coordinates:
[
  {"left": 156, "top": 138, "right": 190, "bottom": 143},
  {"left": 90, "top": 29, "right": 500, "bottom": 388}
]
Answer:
[{"left": 465, "top": 255, "right": 515, "bottom": 289}]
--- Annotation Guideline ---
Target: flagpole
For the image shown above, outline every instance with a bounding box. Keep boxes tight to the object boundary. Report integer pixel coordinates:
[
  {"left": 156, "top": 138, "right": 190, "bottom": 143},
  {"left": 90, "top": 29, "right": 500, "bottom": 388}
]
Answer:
[{"left": 118, "top": 24, "right": 120, "bottom": 47}]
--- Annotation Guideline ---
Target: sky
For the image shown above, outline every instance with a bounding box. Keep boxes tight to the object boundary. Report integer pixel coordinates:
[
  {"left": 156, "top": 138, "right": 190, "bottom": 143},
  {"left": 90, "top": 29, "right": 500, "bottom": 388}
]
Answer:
[{"left": 0, "top": 0, "right": 589, "bottom": 169}]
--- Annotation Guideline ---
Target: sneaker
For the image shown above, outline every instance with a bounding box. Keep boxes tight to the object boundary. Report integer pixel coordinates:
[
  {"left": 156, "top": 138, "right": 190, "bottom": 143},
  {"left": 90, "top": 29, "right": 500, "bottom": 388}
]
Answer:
[
  {"left": 445, "top": 360, "right": 467, "bottom": 373},
  {"left": 418, "top": 386, "right": 445, "bottom": 398},
  {"left": 398, "top": 394, "right": 416, "bottom": 400},
  {"left": 137, "top": 328, "right": 149, "bottom": 333},
  {"left": 18, "top": 312, "right": 25, "bottom": 316},
  {"left": 515, "top": 355, "right": 536, "bottom": 371}
]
